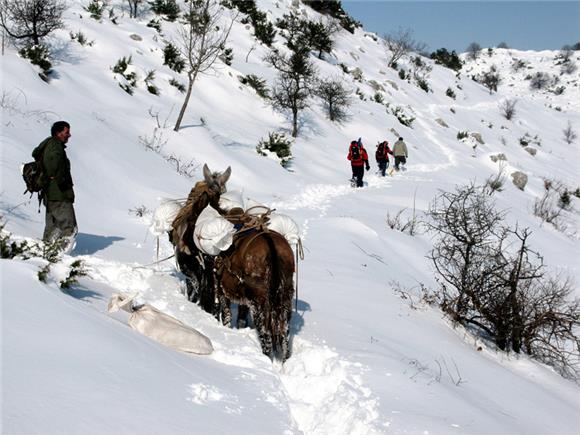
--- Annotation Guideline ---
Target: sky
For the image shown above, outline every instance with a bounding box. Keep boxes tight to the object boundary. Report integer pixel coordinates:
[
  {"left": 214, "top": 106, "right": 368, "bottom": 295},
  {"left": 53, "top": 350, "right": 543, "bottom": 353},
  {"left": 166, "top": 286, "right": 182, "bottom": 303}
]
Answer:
[{"left": 341, "top": 1, "right": 580, "bottom": 53}]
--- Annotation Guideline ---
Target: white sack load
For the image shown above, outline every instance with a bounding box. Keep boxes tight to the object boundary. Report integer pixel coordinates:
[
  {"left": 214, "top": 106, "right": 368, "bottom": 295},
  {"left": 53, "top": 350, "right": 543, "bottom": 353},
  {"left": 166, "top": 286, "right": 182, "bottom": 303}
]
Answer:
[
  {"left": 194, "top": 205, "right": 236, "bottom": 255},
  {"left": 219, "top": 190, "right": 244, "bottom": 212},
  {"left": 108, "top": 293, "right": 213, "bottom": 355},
  {"left": 245, "top": 198, "right": 270, "bottom": 216},
  {"left": 268, "top": 213, "right": 300, "bottom": 245},
  {"left": 150, "top": 199, "right": 183, "bottom": 236}
]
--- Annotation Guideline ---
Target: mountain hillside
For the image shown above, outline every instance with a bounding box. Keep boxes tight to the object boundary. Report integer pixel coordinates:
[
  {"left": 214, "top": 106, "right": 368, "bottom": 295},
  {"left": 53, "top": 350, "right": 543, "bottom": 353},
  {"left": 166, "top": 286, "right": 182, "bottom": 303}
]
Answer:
[{"left": 1, "top": 1, "right": 579, "bottom": 433}]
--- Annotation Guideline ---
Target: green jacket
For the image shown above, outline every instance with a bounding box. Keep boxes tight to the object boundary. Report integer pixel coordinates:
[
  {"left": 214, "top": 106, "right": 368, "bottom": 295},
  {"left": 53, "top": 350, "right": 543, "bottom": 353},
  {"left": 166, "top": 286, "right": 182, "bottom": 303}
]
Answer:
[{"left": 32, "top": 137, "right": 75, "bottom": 202}]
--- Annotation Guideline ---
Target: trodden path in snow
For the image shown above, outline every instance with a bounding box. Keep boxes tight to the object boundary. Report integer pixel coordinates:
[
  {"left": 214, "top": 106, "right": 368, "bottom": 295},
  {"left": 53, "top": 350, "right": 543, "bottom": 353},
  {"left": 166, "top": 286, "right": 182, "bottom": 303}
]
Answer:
[{"left": 76, "top": 253, "right": 388, "bottom": 434}]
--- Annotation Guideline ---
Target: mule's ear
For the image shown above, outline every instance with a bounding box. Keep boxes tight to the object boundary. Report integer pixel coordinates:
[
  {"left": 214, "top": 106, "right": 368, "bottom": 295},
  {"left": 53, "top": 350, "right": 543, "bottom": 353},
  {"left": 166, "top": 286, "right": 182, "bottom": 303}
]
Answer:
[
  {"left": 202, "top": 164, "right": 212, "bottom": 182},
  {"left": 218, "top": 166, "right": 232, "bottom": 186}
]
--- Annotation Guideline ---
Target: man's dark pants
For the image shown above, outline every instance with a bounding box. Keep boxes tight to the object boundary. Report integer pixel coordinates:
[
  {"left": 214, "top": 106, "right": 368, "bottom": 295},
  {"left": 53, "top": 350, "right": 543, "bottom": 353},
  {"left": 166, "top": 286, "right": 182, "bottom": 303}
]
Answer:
[{"left": 43, "top": 200, "right": 77, "bottom": 248}]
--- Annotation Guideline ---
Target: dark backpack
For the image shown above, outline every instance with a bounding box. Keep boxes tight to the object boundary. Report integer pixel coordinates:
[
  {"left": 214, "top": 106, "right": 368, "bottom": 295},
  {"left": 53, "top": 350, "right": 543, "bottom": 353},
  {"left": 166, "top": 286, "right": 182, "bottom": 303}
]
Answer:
[
  {"left": 350, "top": 144, "right": 360, "bottom": 160},
  {"left": 22, "top": 161, "right": 46, "bottom": 195},
  {"left": 375, "top": 142, "right": 386, "bottom": 160}
]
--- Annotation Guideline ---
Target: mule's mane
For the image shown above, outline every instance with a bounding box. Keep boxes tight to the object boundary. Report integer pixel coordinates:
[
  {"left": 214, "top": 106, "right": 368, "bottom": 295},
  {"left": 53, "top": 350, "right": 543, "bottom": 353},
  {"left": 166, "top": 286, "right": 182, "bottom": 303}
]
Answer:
[{"left": 171, "top": 180, "right": 217, "bottom": 247}]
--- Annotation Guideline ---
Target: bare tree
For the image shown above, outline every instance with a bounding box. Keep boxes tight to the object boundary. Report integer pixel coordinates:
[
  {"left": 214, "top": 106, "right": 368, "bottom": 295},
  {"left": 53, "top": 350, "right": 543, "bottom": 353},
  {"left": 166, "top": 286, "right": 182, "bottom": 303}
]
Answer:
[
  {"left": 427, "top": 183, "right": 580, "bottom": 379},
  {"left": 267, "top": 49, "right": 316, "bottom": 137},
  {"left": 173, "top": 0, "right": 236, "bottom": 131},
  {"left": 563, "top": 121, "right": 577, "bottom": 145},
  {"left": 383, "top": 27, "right": 426, "bottom": 68},
  {"left": 557, "top": 44, "right": 574, "bottom": 63},
  {"left": 126, "top": 0, "right": 143, "bottom": 18},
  {"left": 0, "top": 0, "right": 66, "bottom": 46},
  {"left": 480, "top": 64, "right": 501, "bottom": 93},
  {"left": 317, "top": 76, "right": 352, "bottom": 122},
  {"left": 466, "top": 42, "right": 481, "bottom": 60},
  {"left": 499, "top": 98, "right": 517, "bottom": 120}
]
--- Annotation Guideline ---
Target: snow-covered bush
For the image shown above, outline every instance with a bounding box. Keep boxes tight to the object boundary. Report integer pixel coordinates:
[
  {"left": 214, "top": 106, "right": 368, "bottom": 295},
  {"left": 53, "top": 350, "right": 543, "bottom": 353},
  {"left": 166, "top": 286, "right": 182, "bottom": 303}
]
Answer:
[
  {"left": 70, "top": 30, "right": 94, "bottom": 46},
  {"left": 112, "top": 56, "right": 137, "bottom": 95},
  {"left": 84, "top": 0, "right": 106, "bottom": 20},
  {"left": 499, "top": 98, "right": 517, "bottom": 120},
  {"left": 19, "top": 44, "right": 52, "bottom": 80},
  {"left": 390, "top": 105, "right": 414, "bottom": 127},
  {"left": 445, "top": 87, "right": 456, "bottom": 99},
  {"left": 529, "top": 71, "right": 551, "bottom": 90},
  {"left": 256, "top": 132, "right": 292, "bottom": 167},
  {"left": 563, "top": 121, "right": 577, "bottom": 144}
]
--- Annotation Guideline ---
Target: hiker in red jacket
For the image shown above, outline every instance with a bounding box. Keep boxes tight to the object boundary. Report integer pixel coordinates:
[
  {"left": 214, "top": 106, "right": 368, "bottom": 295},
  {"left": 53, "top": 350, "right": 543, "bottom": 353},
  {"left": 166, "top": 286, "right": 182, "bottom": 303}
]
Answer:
[
  {"left": 347, "top": 138, "right": 369, "bottom": 188},
  {"left": 375, "top": 140, "right": 394, "bottom": 176}
]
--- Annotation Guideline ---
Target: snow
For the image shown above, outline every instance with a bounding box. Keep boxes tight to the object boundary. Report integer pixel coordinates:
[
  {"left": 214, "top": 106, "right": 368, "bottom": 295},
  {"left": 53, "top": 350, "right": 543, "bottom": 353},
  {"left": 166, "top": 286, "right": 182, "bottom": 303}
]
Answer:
[{"left": 2, "top": 1, "right": 580, "bottom": 433}]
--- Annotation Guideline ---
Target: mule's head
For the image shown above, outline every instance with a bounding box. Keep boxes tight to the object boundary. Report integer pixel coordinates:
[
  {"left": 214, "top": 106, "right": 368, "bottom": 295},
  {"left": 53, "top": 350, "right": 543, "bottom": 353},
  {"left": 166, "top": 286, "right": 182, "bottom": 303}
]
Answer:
[{"left": 203, "top": 164, "right": 231, "bottom": 194}]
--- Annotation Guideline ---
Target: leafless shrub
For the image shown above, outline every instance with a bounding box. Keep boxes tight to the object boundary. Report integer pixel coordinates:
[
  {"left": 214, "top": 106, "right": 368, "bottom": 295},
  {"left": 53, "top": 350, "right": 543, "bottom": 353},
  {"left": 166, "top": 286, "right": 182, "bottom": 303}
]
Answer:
[
  {"left": 485, "top": 163, "right": 506, "bottom": 194},
  {"left": 499, "top": 98, "right": 517, "bottom": 120},
  {"left": 384, "top": 27, "right": 426, "bottom": 68},
  {"left": 128, "top": 205, "right": 149, "bottom": 217},
  {"left": 529, "top": 72, "right": 551, "bottom": 90},
  {"left": 317, "top": 76, "right": 352, "bottom": 123},
  {"left": 466, "top": 42, "right": 481, "bottom": 60},
  {"left": 386, "top": 190, "right": 422, "bottom": 235},
  {"left": 563, "top": 121, "right": 577, "bottom": 145},
  {"left": 427, "top": 183, "right": 580, "bottom": 379}
]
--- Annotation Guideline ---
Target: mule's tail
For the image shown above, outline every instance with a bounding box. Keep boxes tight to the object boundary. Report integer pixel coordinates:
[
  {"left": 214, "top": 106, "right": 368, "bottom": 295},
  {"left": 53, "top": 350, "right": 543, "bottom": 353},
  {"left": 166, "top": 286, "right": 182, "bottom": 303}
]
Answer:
[{"left": 265, "top": 232, "right": 295, "bottom": 361}]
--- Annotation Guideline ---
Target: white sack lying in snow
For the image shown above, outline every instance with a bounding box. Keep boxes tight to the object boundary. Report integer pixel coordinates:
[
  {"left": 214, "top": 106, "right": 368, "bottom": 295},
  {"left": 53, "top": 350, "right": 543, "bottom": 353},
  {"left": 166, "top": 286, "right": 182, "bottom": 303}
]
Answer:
[
  {"left": 219, "top": 190, "right": 244, "bottom": 211},
  {"left": 149, "top": 199, "right": 183, "bottom": 236},
  {"left": 268, "top": 213, "right": 300, "bottom": 245},
  {"left": 194, "top": 205, "right": 236, "bottom": 256},
  {"left": 108, "top": 294, "right": 213, "bottom": 355}
]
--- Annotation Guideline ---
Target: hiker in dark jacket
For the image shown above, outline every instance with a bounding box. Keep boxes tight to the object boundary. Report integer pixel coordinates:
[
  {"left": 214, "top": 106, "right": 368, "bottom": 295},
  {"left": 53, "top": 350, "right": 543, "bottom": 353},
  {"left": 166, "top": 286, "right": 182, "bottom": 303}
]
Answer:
[
  {"left": 393, "top": 137, "right": 408, "bottom": 171},
  {"left": 32, "top": 121, "right": 77, "bottom": 251},
  {"left": 347, "top": 139, "right": 369, "bottom": 188},
  {"left": 375, "top": 141, "right": 394, "bottom": 176}
]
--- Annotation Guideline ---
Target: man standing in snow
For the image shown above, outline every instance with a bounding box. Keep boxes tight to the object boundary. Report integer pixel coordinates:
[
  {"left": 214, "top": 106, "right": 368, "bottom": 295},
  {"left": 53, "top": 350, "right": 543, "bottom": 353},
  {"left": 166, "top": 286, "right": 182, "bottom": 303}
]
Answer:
[
  {"left": 393, "top": 137, "right": 408, "bottom": 171},
  {"left": 348, "top": 138, "right": 370, "bottom": 187},
  {"left": 33, "top": 121, "right": 77, "bottom": 252}
]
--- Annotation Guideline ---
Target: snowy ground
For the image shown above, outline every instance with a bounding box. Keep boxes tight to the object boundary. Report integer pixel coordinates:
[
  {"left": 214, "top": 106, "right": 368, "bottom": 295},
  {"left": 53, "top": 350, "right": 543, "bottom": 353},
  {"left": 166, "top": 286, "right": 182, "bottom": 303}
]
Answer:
[{"left": 2, "top": 1, "right": 579, "bottom": 433}]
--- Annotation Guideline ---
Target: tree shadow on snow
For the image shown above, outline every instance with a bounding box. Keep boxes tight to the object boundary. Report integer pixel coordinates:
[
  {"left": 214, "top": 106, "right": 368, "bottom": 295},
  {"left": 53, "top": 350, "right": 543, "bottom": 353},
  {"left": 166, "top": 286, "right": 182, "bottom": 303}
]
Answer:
[
  {"left": 71, "top": 233, "right": 124, "bottom": 255},
  {"left": 61, "top": 283, "right": 104, "bottom": 302}
]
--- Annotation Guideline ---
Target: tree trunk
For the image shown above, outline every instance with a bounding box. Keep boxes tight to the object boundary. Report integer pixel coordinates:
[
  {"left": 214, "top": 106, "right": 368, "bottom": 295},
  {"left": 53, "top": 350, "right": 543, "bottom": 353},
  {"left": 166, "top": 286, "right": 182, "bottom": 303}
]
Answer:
[
  {"left": 291, "top": 107, "right": 298, "bottom": 138},
  {"left": 174, "top": 70, "right": 198, "bottom": 131}
]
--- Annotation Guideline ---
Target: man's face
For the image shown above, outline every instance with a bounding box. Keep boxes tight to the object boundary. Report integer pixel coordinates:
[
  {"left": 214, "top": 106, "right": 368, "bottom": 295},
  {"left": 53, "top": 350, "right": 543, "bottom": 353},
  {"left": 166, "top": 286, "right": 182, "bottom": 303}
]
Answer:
[{"left": 55, "top": 127, "right": 71, "bottom": 144}]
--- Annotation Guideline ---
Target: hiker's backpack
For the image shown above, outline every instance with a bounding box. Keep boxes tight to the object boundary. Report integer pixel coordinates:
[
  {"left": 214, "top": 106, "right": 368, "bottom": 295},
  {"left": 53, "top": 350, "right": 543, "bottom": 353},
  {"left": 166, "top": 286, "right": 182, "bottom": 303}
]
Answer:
[
  {"left": 22, "top": 161, "right": 46, "bottom": 195},
  {"left": 22, "top": 144, "right": 47, "bottom": 208},
  {"left": 375, "top": 142, "right": 386, "bottom": 160},
  {"left": 350, "top": 143, "right": 361, "bottom": 160}
]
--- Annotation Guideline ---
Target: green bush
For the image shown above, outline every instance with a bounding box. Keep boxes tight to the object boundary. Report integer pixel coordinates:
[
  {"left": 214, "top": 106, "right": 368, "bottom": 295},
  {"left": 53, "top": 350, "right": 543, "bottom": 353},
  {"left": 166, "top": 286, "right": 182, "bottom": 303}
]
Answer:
[
  {"left": 430, "top": 48, "right": 462, "bottom": 71},
  {"left": 457, "top": 131, "right": 469, "bottom": 140},
  {"left": 239, "top": 74, "right": 269, "bottom": 99},
  {"left": 147, "top": 19, "right": 162, "bottom": 33},
  {"left": 163, "top": 42, "right": 185, "bottom": 73},
  {"left": 84, "top": 0, "right": 106, "bottom": 20},
  {"left": 19, "top": 44, "right": 52, "bottom": 80},
  {"left": 256, "top": 132, "right": 292, "bottom": 167},
  {"left": 446, "top": 87, "right": 456, "bottom": 99},
  {"left": 169, "top": 78, "right": 185, "bottom": 93},
  {"left": 390, "top": 106, "right": 415, "bottom": 127},
  {"left": 148, "top": 0, "right": 180, "bottom": 21},
  {"left": 112, "top": 56, "right": 137, "bottom": 95}
]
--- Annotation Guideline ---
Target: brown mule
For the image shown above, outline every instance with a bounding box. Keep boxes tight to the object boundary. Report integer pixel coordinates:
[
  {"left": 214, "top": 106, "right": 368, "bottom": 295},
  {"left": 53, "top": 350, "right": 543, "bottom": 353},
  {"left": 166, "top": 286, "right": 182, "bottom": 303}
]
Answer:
[
  {"left": 170, "top": 164, "right": 231, "bottom": 313},
  {"left": 214, "top": 229, "right": 295, "bottom": 361}
]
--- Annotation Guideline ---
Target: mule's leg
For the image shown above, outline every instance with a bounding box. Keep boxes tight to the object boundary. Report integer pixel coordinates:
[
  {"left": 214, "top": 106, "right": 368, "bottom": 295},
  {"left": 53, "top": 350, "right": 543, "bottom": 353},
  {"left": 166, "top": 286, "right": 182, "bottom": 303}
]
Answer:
[
  {"left": 218, "top": 294, "right": 232, "bottom": 327},
  {"left": 237, "top": 304, "right": 250, "bottom": 329},
  {"left": 282, "top": 306, "right": 292, "bottom": 361},
  {"left": 251, "top": 305, "right": 273, "bottom": 358}
]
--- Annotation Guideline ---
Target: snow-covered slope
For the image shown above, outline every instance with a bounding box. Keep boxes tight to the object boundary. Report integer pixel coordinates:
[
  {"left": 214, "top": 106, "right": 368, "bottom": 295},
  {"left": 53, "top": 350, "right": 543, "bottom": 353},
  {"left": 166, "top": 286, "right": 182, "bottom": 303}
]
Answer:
[{"left": 2, "top": 1, "right": 579, "bottom": 433}]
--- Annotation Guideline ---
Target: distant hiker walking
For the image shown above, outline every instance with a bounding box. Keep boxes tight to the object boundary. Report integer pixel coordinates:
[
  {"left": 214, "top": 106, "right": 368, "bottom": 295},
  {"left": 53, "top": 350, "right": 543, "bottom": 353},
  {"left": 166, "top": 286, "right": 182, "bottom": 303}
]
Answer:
[
  {"left": 32, "top": 121, "right": 77, "bottom": 252},
  {"left": 348, "top": 138, "right": 369, "bottom": 188},
  {"left": 375, "top": 140, "right": 393, "bottom": 176},
  {"left": 393, "top": 137, "right": 408, "bottom": 171}
]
